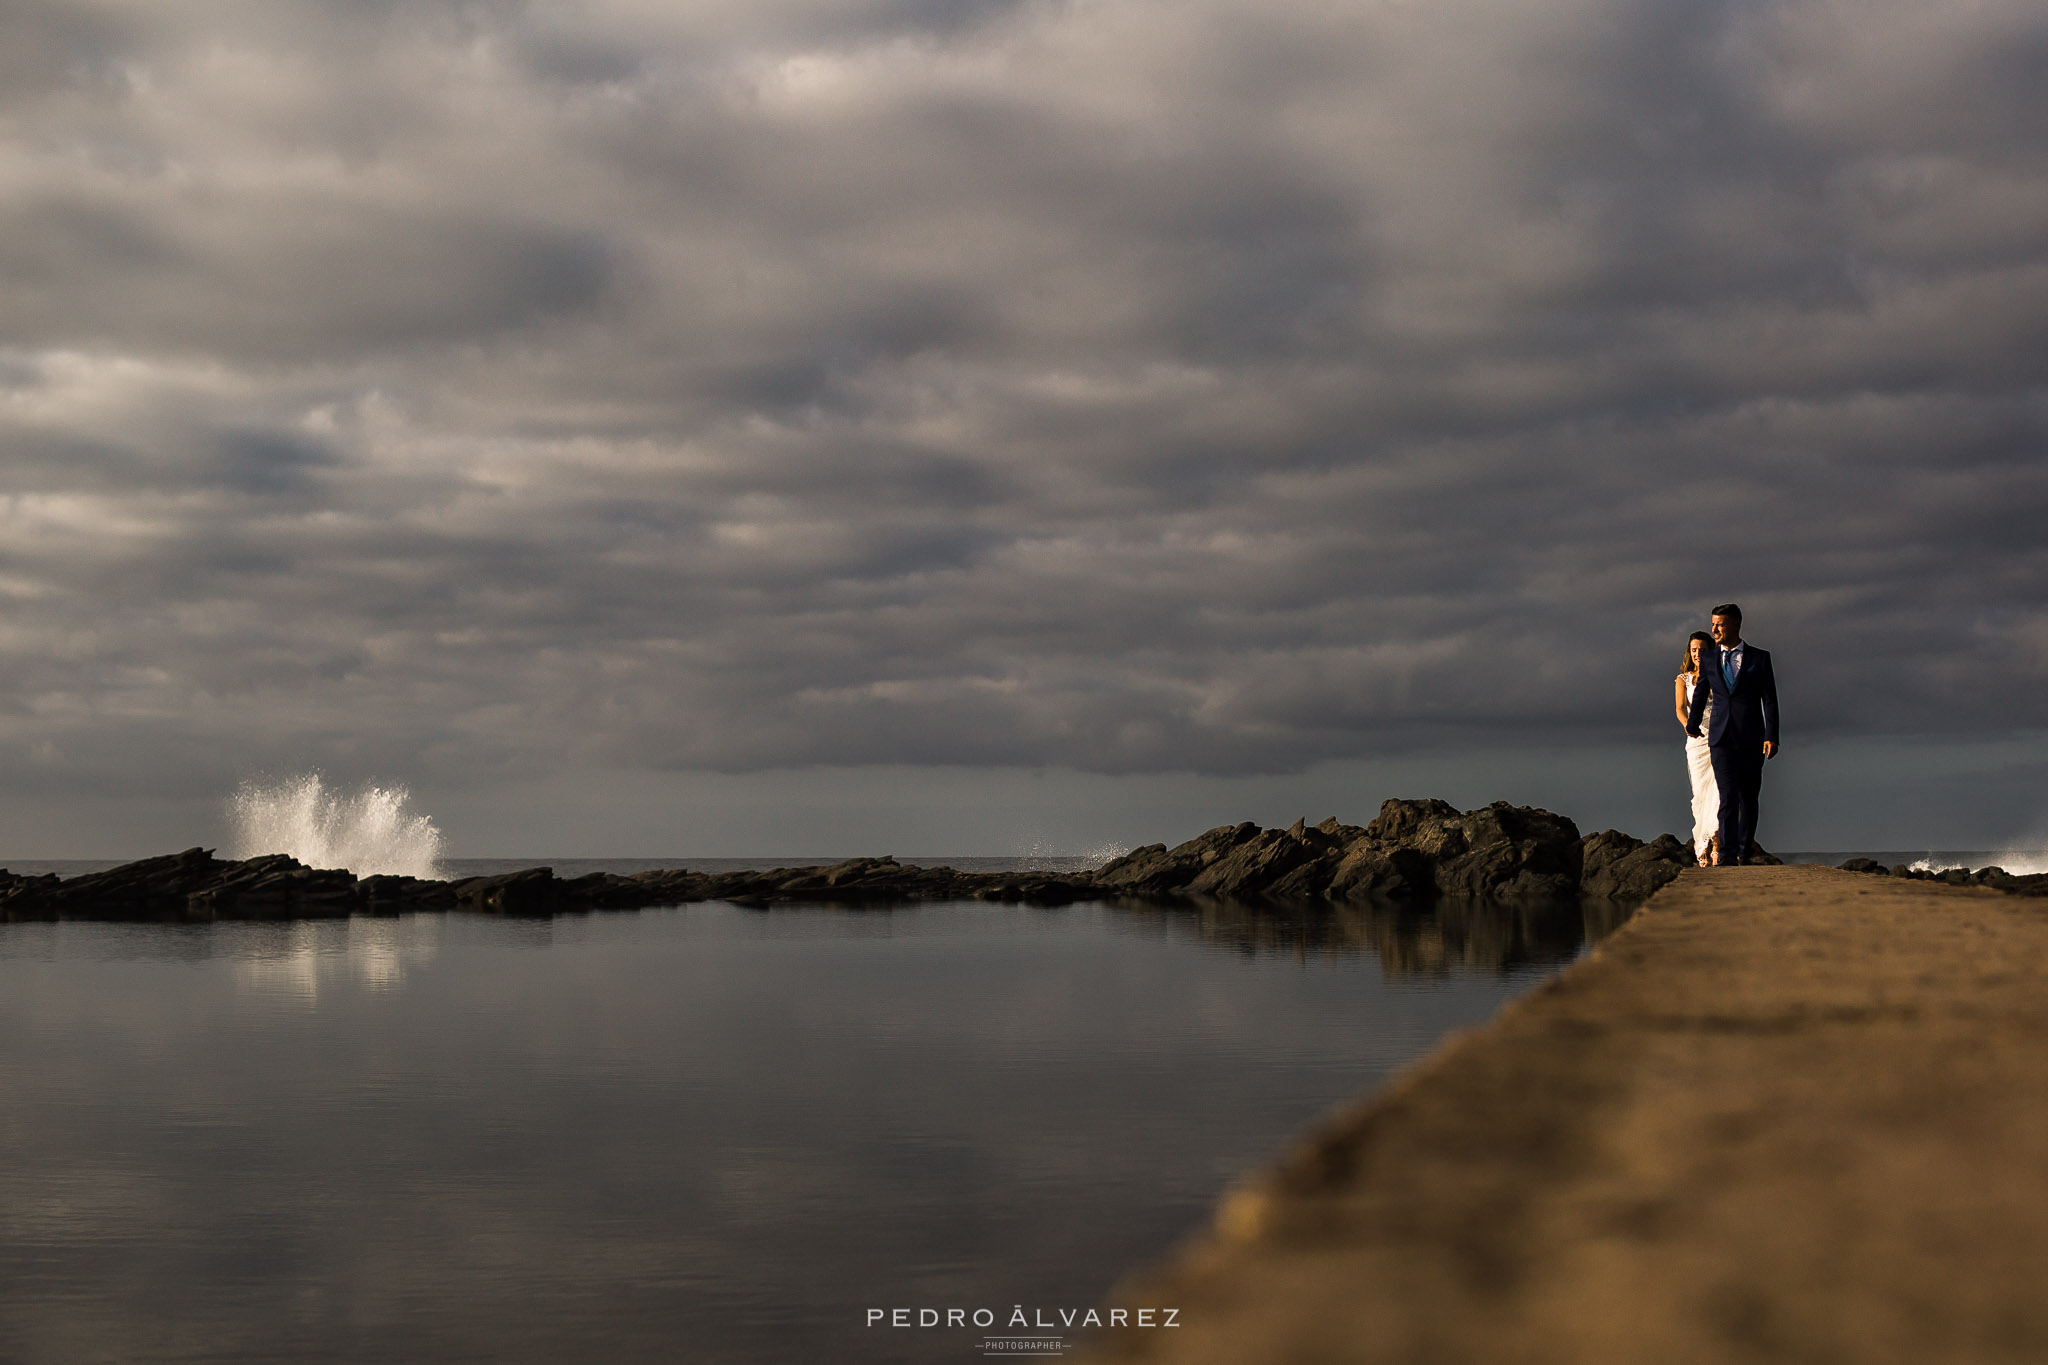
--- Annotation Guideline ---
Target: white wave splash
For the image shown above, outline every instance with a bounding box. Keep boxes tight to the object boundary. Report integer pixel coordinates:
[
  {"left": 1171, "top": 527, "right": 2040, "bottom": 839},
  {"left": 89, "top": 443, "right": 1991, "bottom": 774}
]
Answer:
[
  {"left": 1014, "top": 838, "right": 1132, "bottom": 871},
  {"left": 1910, "top": 852, "right": 2048, "bottom": 876},
  {"left": 227, "top": 773, "right": 445, "bottom": 879},
  {"left": 1082, "top": 840, "right": 1132, "bottom": 867}
]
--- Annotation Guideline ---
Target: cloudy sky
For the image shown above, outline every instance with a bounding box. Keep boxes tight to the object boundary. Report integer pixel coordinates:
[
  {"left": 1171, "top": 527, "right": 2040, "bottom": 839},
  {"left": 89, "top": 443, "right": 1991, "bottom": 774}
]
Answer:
[{"left": 3, "top": 0, "right": 2045, "bottom": 857}]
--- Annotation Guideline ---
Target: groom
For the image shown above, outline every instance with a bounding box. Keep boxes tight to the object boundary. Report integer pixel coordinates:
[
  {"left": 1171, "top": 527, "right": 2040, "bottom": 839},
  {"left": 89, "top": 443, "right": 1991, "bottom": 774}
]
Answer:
[{"left": 1685, "top": 603, "right": 1780, "bottom": 865}]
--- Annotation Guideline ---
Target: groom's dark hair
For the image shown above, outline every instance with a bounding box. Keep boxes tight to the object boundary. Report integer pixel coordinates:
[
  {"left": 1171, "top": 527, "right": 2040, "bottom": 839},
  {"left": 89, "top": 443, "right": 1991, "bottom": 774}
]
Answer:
[{"left": 1711, "top": 602, "right": 1742, "bottom": 624}]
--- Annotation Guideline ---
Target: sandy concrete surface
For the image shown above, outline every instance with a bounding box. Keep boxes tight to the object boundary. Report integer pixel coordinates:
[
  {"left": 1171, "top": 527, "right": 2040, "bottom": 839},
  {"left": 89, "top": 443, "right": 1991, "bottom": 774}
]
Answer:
[{"left": 1086, "top": 866, "right": 2048, "bottom": 1365}]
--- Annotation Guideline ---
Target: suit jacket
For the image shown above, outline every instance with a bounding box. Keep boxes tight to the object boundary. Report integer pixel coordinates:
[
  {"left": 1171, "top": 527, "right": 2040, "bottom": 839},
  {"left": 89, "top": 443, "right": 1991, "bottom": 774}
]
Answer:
[{"left": 1686, "top": 643, "right": 1778, "bottom": 748}]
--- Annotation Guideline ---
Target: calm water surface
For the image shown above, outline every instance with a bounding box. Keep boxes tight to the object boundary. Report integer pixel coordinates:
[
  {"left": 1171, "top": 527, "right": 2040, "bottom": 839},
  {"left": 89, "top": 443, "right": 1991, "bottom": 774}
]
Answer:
[{"left": 1, "top": 898, "right": 1584, "bottom": 1364}]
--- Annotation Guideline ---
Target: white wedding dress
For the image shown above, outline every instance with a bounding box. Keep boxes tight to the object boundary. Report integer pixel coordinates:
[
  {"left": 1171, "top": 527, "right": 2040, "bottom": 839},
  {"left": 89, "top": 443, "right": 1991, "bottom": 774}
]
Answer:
[{"left": 1682, "top": 673, "right": 1717, "bottom": 861}]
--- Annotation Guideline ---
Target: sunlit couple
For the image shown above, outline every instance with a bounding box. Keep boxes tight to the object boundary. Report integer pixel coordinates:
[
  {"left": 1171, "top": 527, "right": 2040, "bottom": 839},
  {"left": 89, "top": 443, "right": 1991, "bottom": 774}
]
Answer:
[{"left": 1674, "top": 603, "right": 1780, "bottom": 868}]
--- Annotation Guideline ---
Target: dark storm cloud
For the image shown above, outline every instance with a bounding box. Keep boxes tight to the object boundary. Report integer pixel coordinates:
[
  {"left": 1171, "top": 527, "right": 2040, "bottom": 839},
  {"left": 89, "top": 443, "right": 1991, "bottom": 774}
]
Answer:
[{"left": 1, "top": 0, "right": 2045, "bottom": 803}]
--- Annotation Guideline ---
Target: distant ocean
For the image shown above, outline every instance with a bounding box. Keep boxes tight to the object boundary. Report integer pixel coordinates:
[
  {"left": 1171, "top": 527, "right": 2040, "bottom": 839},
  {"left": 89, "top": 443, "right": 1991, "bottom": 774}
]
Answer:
[{"left": 6, "top": 851, "right": 2045, "bottom": 879}]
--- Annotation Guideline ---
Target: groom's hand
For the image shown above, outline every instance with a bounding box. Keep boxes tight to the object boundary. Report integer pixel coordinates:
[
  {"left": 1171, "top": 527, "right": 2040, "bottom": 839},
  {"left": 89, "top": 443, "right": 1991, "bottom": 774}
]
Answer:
[{"left": 1763, "top": 741, "right": 1778, "bottom": 759}]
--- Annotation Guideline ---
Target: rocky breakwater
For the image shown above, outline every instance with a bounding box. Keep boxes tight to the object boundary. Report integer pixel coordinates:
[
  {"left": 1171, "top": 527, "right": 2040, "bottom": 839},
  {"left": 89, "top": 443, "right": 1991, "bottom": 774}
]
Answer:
[
  {"left": 1095, "top": 797, "right": 1765, "bottom": 906},
  {"left": 0, "top": 799, "right": 1754, "bottom": 925},
  {"left": 0, "top": 848, "right": 367, "bottom": 922},
  {"left": 0, "top": 850, "right": 1112, "bottom": 923},
  {"left": 449, "top": 858, "right": 1105, "bottom": 914},
  {"left": 1100, "top": 800, "right": 1584, "bottom": 903}
]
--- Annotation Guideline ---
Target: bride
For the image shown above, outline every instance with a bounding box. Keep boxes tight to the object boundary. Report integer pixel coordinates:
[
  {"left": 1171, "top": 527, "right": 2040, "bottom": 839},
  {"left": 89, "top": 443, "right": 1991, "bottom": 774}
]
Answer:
[{"left": 1674, "top": 630, "right": 1717, "bottom": 867}]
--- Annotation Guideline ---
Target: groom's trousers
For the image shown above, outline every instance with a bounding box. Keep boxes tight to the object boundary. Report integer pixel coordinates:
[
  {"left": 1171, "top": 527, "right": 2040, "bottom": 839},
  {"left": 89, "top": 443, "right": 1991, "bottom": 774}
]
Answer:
[{"left": 1709, "top": 742, "right": 1766, "bottom": 863}]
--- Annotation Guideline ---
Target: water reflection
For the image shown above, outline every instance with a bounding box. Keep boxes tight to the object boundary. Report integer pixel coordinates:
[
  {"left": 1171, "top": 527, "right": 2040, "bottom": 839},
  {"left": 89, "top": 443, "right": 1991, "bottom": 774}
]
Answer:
[
  {"left": 0, "top": 902, "right": 1581, "bottom": 1365},
  {"left": 1108, "top": 895, "right": 1629, "bottom": 977},
  {"left": 231, "top": 918, "right": 442, "bottom": 1003}
]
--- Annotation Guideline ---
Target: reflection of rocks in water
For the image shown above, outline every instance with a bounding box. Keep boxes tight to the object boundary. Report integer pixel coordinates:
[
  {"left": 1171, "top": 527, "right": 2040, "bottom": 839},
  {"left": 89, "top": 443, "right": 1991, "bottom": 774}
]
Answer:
[
  {"left": 1578, "top": 896, "right": 1638, "bottom": 944},
  {"left": 1110, "top": 895, "right": 1610, "bottom": 978}
]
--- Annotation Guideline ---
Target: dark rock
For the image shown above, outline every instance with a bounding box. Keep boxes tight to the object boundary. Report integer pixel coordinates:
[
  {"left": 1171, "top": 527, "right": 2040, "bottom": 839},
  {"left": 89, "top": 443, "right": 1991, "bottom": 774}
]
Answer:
[
  {"left": 360, "top": 874, "right": 457, "bottom": 912},
  {"left": 1326, "top": 843, "right": 1428, "bottom": 901},
  {"left": 1, "top": 870, "right": 63, "bottom": 921},
  {"left": 186, "top": 854, "right": 358, "bottom": 920},
  {"left": 1099, "top": 814, "right": 1379, "bottom": 901},
  {"left": 1364, "top": 798, "right": 1462, "bottom": 848},
  {"left": 9, "top": 848, "right": 388, "bottom": 921},
  {"left": 1100, "top": 799, "right": 1582, "bottom": 905},
  {"left": 1094, "top": 843, "right": 1174, "bottom": 886},
  {"left": 1580, "top": 830, "right": 1690, "bottom": 903},
  {"left": 1099, "top": 823, "right": 1276, "bottom": 897},
  {"left": 46, "top": 847, "right": 233, "bottom": 919},
  {"left": 1185, "top": 826, "right": 1327, "bottom": 898},
  {"left": 1427, "top": 802, "right": 1583, "bottom": 900},
  {"left": 455, "top": 867, "right": 561, "bottom": 914},
  {"left": 1839, "top": 858, "right": 1887, "bottom": 874}
]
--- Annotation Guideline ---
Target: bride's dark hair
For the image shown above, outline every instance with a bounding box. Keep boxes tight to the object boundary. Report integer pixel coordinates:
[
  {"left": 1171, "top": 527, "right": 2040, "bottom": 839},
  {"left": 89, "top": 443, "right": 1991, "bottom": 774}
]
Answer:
[{"left": 1680, "top": 630, "right": 1713, "bottom": 676}]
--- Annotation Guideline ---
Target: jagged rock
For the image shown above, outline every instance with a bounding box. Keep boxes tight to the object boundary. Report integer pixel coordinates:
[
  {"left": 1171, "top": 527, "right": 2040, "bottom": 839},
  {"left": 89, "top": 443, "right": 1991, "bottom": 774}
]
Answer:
[
  {"left": 186, "top": 853, "right": 358, "bottom": 920},
  {"left": 1100, "top": 818, "right": 1358, "bottom": 900},
  {"left": 775, "top": 857, "right": 905, "bottom": 892},
  {"left": 1363, "top": 798, "right": 1461, "bottom": 850},
  {"left": 1099, "top": 799, "right": 1582, "bottom": 904},
  {"left": 360, "top": 874, "right": 458, "bottom": 911},
  {"left": 1185, "top": 826, "right": 1328, "bottom": 897},
  {"left": 1423, "top": 803, "right": 1583, "bottom": 900},
  {"left": 1093, "top": 842, "right": 1190, "bottom": 893},
  {"left": 1580, "top": 829, "right": 1692, "bottom": 902},
  {"left": 1327, "top": 844, "right": 1428, "bottom": 901},
  {"left": 0, "top": 869, "right": 62, "bottom": 920},
  {"left": 1840, "top": 858, "right": 1887, "bottom": 875},
  {"left": 48, "top": 847, "right": 231, "bottom": 919},
  {"left": 454, "top": 867, "right": 562, "bottom": 914}
]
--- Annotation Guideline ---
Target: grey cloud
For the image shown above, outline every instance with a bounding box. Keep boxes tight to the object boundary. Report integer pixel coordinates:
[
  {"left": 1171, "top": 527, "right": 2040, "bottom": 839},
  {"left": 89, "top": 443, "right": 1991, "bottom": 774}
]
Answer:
[
  {"left": 0, "top": 0, "right": 2044, "bottom": 817},
  {"left": 0, "top": 200, "right": 619, "bottom": 359}
]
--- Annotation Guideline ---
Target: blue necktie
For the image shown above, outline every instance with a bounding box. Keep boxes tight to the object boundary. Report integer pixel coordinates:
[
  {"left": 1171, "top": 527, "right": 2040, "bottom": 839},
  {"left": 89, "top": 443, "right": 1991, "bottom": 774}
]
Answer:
[{"left": 1722, "top": 649, "right": 1737, "bottom": 688}]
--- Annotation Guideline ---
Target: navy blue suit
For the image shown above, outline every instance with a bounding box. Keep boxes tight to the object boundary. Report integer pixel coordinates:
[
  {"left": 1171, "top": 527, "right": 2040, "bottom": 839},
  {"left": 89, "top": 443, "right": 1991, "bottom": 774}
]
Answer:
[{"left": 1685, "top": 643, "right": 1779, "bottom": 864}]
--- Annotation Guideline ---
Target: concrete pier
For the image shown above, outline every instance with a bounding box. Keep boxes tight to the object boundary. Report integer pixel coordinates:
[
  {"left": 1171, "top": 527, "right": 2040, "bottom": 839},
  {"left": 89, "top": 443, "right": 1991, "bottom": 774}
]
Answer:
[{"left": 1089, "top": 866, "right": 2048, "bottom": 1364}]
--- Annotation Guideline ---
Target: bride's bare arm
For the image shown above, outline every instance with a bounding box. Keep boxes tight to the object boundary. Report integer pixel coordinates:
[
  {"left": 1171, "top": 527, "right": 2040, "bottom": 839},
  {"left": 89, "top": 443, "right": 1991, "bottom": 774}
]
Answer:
[{"left": 1674, "top": 676, "right": 1690, "bottom": 726}]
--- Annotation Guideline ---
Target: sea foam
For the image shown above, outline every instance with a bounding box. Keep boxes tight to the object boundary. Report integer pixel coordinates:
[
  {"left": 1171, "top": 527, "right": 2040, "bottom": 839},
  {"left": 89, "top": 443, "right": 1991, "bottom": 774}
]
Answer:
[
  {"left": 1910, "top": 852, "right": 2048, "bottom": 877},
  {"left": 227, "top": 773, "right": 445, "bottom": 879}
]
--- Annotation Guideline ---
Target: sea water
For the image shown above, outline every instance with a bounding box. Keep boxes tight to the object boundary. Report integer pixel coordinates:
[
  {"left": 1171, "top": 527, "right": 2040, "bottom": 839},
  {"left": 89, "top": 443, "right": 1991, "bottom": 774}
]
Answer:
[{"left": 0, "top": 897, "right": 1584, "bottom": 1364}]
